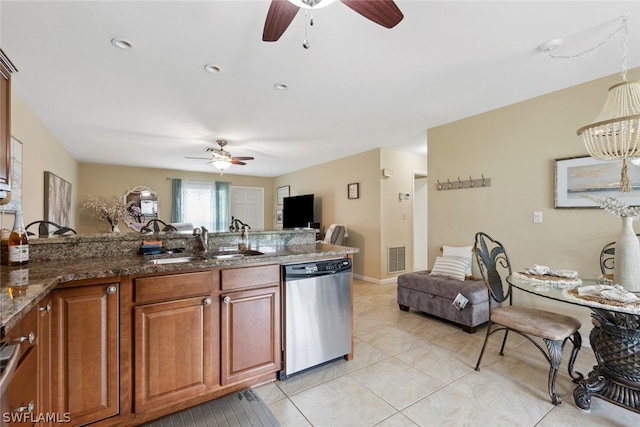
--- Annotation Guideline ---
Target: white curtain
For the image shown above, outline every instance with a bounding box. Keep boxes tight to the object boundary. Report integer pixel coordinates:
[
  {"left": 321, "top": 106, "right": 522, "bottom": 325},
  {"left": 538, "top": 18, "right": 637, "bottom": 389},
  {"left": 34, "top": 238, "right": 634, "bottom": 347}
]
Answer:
[{"left": 172, "top": 179, "right": 229, "bottom": 232}]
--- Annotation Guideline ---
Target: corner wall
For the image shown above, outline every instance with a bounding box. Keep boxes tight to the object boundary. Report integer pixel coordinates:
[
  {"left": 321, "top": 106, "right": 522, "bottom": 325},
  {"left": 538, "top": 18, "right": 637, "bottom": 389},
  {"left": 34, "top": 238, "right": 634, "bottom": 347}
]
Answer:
[{"left": 427, "top": 68, "right": 640, "bottom": 340}]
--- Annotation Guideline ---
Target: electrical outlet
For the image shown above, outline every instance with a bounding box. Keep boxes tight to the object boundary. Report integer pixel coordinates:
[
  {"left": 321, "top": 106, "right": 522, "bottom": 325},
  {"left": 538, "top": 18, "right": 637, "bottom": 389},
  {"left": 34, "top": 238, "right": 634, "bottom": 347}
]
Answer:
[{"left": 533, "top": 211, "right": 543, "bottom": 223}]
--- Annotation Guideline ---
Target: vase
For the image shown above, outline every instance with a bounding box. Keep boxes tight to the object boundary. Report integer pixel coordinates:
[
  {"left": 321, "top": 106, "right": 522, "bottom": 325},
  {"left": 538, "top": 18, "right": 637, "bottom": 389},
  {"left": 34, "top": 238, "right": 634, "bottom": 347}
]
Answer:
[
  {"left": 110, "top": 224, "right": 120, "bottom": 233},
  {"left": 614, "top": 216, "right": 640, "bottom": 292}
]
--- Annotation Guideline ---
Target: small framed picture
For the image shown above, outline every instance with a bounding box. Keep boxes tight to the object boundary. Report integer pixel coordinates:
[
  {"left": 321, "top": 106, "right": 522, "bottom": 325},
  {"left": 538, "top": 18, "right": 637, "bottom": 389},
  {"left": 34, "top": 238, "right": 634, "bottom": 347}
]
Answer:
[
  {"left": 348, "top": 183, "right": 359, "bottom": 199},
  {"left": 276, "top": 209, "right": 283, "bottom": 224},
  {"left": 277, "top": 185, "right": 290, "bottom": 205}
]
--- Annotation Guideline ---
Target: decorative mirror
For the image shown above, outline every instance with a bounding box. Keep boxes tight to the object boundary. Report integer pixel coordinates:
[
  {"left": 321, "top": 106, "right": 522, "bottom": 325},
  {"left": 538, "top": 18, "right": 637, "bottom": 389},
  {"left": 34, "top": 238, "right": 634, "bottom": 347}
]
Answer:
[{"left": 123, "top": 185, "right": 159, "bottom": 231}]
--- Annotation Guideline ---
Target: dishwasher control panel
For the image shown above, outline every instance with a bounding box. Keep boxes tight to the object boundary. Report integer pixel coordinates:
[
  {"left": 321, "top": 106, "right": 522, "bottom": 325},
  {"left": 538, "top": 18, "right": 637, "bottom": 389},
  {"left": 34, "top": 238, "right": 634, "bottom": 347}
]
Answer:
[{"left": 284, "top": 258, "right": 352, "bottom": 279}]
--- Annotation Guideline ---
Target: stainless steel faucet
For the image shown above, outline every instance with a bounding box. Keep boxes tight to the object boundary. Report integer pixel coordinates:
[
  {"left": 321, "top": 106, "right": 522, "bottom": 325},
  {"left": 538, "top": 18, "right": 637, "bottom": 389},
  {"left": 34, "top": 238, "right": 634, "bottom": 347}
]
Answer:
[{"left": 193, "top": 226, "right": 209, "bottom": 252}]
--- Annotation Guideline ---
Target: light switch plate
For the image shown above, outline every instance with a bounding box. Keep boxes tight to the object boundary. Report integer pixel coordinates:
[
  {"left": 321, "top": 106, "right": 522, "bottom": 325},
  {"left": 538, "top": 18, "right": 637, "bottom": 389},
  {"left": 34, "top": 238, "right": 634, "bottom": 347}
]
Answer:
[{"left": 533, "top": 211, "right": 543, "bottom": 223}]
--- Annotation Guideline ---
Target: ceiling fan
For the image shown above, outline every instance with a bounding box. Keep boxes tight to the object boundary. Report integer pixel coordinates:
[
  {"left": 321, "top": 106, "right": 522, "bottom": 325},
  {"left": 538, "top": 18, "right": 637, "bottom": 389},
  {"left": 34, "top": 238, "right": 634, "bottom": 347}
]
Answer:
[
  {"left": 262, "top": 0, "right": 404, "bottom": 42},
  {"left": 186, "top": 140, "right": 254, "bottom": 174}
]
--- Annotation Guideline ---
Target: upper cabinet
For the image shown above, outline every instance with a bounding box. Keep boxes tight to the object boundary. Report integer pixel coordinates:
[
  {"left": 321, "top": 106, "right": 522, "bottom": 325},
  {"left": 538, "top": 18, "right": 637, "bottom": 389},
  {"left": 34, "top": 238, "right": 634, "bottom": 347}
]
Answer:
[{"left": 0, "top": 48, "right": 18, "bottom": 195}]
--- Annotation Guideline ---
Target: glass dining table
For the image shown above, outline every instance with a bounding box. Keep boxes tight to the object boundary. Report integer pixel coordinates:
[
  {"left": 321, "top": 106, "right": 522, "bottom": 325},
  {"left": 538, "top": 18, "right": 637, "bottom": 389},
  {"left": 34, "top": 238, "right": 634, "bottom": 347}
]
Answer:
[{"left": 508, "top": 275, "right": 640, "bottom": 414}]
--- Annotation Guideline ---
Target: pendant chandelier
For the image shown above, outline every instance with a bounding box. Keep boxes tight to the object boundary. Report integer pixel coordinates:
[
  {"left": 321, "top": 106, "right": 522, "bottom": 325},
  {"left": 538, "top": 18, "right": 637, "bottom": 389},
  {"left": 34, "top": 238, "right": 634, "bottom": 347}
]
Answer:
[{"left": 576, "top": 16, "right": 640, "bottom": 192}]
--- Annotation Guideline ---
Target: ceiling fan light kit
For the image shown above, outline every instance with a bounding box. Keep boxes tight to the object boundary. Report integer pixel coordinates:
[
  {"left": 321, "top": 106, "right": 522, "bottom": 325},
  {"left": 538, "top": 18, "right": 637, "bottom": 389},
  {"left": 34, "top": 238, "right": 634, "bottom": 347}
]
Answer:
[
  {"left": 186, "top": 140, "right": 255, "bottom": 175},
  {"left": 262, "top": 0, "right": 403, "bottom": 42}
]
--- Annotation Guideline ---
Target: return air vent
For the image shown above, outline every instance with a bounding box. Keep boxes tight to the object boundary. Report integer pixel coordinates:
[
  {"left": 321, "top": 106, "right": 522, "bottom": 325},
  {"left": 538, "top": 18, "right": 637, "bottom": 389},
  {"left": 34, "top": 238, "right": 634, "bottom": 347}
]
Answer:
[{"left": 388, "top": 245, "right": 406, "bottom": 273}]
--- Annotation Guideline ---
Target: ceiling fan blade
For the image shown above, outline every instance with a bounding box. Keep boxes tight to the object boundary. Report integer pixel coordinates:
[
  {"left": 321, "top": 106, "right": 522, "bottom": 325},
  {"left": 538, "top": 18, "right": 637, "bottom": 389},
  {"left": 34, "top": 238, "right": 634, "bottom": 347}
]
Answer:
[
  {"left": 263, "top": 0, "right": 300, "bottom": 42},
  {"left": 231, "top": 159, "right": 247, "bottom": 165},
  {"left": 232, "top": 156, "right": 254, "bottom": 161},
  {"left": 340, "top": 0, "right": 404, "bottom": 29}
]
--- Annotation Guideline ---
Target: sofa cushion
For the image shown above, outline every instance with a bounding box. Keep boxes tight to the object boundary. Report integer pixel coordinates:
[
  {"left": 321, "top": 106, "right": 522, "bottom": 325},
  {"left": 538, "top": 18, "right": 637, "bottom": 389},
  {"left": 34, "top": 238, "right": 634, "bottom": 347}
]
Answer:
[
  {"left": 397, "top": 270, "right": 488, "bottom": 305},
  {"left": 430, "top": 256, "right": 468, "bottom": 281},
  {"left": 442, "top": 245, "right": 473, "bottom": 276}
]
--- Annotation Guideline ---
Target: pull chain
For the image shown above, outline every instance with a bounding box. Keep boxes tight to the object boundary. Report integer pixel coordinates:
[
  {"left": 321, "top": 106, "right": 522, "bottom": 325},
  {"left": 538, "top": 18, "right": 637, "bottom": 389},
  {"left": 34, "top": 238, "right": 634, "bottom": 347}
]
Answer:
[{"left": 303, "top": 10, "right": 313, "bottom": 49}]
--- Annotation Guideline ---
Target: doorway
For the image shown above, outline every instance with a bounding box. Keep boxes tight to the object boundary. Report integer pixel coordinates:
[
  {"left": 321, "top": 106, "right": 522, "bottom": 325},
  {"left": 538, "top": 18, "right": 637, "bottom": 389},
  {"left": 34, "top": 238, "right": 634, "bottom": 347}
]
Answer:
[
  {"left": 230, "top": 186, "right": 264, "bottom": 230},
  {"left": 413, "top": 172, "right": 428, "bottom": 271}
]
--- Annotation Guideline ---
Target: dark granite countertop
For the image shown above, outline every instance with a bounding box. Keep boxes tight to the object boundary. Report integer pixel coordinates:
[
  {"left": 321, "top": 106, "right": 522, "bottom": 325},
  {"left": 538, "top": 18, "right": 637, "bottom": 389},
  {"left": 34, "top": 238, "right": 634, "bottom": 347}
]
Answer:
[{"left": 1, "top": 243, "right": 357, "bottom": 338}]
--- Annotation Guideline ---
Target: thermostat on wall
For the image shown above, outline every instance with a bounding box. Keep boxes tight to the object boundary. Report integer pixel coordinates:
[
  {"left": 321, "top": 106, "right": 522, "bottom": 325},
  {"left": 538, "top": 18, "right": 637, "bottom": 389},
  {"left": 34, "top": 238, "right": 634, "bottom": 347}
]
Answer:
[{"left": 383, "top": 168, "right": 394, "bottom": 177}]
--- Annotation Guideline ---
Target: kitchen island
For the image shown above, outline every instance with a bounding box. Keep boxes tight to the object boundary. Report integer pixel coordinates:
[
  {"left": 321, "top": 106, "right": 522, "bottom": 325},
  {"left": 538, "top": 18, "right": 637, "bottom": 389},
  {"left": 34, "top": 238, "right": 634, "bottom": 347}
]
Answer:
[{"left": 1, "top": 229, "right": 358, "bottom": 426}]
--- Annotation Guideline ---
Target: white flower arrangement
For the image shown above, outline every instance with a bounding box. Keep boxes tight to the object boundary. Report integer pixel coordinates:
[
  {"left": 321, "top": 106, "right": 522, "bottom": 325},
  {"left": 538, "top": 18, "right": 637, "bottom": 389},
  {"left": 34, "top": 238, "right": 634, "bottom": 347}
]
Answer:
[
  {"left": 81, "top": 196, "right": 134, "bottom": 226},
  {"left": 582, "top": 194, "right": 640, "bottom": 220}
]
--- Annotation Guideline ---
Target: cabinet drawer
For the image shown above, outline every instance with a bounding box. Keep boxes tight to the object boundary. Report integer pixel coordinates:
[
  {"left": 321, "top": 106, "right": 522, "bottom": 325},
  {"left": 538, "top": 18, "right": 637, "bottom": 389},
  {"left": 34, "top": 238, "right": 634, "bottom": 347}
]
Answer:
[
  {"left": 4, "top": 306, "right": 37, "bottom": 362},
  {"left": 221, "top": 264, "right": 280, "bottom": 291},
  {"left": 134, "top": 271, "right": 218, "bottom": 304}
]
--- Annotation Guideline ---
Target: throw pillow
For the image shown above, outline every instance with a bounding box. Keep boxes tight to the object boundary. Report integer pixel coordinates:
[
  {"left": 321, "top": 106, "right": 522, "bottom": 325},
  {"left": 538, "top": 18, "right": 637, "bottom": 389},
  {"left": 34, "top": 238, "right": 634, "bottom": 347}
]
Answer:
[
  {"left": 443, "top": 245, "right": 473, "bottom": 276},
  {"left": 430, "top": 256, "right": 467, "bottom": 281}
]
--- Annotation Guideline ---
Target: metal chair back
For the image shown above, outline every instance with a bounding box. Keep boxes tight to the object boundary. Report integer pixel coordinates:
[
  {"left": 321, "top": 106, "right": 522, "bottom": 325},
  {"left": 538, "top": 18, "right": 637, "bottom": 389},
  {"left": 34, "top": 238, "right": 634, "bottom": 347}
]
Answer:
[{"left": 474, "top": 232, "right": 512, "bottom": 306}]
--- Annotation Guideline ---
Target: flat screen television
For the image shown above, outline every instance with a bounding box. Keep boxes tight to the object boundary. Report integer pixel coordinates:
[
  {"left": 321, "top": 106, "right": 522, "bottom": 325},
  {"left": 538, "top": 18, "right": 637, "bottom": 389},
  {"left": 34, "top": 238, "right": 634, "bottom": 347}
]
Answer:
[{"left": 283, "top": 194, "right": 314, "bottom": 229}]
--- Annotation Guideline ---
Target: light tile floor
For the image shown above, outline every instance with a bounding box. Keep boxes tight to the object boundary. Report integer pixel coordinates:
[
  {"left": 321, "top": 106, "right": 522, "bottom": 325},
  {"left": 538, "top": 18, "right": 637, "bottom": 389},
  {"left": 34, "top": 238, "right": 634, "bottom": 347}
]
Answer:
[{"left": 254, "top": 279, "right": 640, "bottom": 426}]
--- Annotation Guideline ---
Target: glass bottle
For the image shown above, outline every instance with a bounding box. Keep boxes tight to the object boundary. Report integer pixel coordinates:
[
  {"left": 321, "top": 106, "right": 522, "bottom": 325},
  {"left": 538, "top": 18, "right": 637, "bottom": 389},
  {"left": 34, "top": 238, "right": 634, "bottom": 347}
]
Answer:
[{"left": 8, "top": 210, "right": 29, "bottom": 265}]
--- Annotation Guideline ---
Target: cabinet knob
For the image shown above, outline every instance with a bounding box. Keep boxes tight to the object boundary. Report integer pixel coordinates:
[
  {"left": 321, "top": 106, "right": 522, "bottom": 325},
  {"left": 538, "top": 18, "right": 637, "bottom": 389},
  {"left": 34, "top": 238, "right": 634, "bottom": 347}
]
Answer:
[
  {"left": 14, "top": 400, "right": 35, "bottom": 413},
  {"left": 14, "top": 331, "right": 36, "bottom": 345},
  {"left": 223, "top": 296, "right": 231, "bottom": 304},
  {"left": 39, "top": 303, "right": 51, "bottom": 313},
  {"left": 106, "top": 285, "right": 117, "bottom": 295},
  {"left": 203, "top": 298, "right": 212, "bottom": 306}
]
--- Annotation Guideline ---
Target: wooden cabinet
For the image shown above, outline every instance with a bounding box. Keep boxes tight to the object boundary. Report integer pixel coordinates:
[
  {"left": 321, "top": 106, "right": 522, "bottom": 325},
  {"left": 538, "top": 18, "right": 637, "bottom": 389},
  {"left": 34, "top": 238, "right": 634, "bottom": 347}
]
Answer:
[
  {"left": 51, "top": 281, "right": 119, "bottom": 426},
  {"left": 0, "top": 48, "right": 17, "bottom": 194},
  {"left": 220, "top": 264, "right": 281, "bottom": 385},
  {"left": 133, "top": 271, "right": 218, "bottom": 414},
  {"left": 5, "top": 305, "right": 38, "bottom": 426}
]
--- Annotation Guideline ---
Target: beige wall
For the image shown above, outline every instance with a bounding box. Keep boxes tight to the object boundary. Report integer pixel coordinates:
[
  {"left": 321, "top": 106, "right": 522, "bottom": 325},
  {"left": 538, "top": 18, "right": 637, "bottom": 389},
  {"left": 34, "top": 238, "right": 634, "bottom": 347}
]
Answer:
[
  {"left": 77, "top": 163, "right": 274, "bottom": 233},
  {"left": 10, "top": 92, "right": 78, "bottom": 229},
  {"left": 427, "top": 68, "right": 640, "bottom": 340},
  {"left": 275, "top": 148, "right": 426, "bottom": 281}
]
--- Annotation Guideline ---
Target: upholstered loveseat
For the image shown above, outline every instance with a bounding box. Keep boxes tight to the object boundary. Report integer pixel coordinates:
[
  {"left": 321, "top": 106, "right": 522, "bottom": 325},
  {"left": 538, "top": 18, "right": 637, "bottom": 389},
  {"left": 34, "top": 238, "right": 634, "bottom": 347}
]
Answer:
[{"left": 397, "top": 270, "right": 492, "bottom": 333}]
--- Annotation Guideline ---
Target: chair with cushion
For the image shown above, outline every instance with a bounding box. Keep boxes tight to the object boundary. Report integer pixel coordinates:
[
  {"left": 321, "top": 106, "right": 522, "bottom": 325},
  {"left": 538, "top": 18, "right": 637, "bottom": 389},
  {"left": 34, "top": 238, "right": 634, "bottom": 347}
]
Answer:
[
  {"left": 473, "top": 232, "right": 583, "bottom": 405},
  {"left": 322, "top": 224, "right": 347, "bottom": 245}
]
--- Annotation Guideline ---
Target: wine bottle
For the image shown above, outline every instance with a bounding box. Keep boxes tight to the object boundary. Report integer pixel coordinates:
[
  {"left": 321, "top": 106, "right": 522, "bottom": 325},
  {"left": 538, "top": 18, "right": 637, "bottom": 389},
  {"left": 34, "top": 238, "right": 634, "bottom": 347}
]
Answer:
[{"left": 8, "top": 210, "right": 29, "bottom": 265}]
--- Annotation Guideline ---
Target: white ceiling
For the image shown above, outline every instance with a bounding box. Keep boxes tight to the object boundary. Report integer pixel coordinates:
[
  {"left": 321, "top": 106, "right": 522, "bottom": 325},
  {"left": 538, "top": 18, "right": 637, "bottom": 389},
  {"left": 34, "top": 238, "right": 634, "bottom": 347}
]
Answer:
[{"left": 2, "top": 0, "right": 640, "bottom": 177}]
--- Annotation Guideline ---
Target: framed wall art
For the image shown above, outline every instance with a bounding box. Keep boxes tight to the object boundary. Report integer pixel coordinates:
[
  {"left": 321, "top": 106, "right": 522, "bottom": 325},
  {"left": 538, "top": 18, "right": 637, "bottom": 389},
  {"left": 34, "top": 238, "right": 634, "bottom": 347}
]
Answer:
[
  {"left": 276, "top": 209, "right": 283, "bottom": 224},
  {"left": 44, "top": 171, "right": 72, "bottom": 226},
  {"left": 277, "top": 185, "right": 290, "bottom": 205},
  {"left": 555, "top": 156, "right": 640, "bottom": 208},
  {"left": 348, "top": 182, "right": 359, "bottom": 199}
]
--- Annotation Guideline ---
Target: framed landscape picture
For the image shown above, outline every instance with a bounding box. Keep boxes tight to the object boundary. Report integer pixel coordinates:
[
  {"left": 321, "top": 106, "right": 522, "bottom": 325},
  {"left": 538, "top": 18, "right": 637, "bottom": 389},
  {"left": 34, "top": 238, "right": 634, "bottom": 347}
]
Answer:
[
  {"left": 44, "top": 171, "right": 72, "bottom": 226},
  {"left": 554, "top": 156, "right": 640, "bottom": 208}
]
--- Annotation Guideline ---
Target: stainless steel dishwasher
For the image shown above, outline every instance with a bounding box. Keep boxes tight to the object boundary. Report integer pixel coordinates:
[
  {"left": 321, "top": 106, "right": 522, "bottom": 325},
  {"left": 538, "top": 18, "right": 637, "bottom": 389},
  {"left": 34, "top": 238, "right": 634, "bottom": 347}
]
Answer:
[{"left": 280, "top": 258, "right": 352, "bottom": 380}]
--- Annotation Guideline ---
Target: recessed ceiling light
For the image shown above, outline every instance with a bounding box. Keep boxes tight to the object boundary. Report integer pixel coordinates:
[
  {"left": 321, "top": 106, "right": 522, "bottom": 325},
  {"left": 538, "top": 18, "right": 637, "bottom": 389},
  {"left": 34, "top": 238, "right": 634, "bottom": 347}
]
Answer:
[
  {"left": 274, "top": 83, "right": 289, "bottom": 90},
  {"left": 111, "top": 38, "right": 134, "bottom": 50},
  {"left": 204, "top": 64, "right": 222, "bottom": 74}
]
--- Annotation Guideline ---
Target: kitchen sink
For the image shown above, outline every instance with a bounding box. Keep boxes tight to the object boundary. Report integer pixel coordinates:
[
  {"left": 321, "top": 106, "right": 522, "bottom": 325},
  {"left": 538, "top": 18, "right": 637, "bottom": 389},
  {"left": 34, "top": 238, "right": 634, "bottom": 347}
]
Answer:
[
  {"left": 145, "top": 256, "right": 206, "bottom": 265},
  {"left": 206, "top": 250, "right": 264, "bottom": 259}
]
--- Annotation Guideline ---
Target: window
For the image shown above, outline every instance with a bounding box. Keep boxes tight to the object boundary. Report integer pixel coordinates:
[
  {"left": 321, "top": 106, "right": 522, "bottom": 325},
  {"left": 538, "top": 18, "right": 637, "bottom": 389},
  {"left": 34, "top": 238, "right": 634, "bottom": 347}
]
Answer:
[{"left": 171, "top": 179, "right": 229, "bottom": 232}]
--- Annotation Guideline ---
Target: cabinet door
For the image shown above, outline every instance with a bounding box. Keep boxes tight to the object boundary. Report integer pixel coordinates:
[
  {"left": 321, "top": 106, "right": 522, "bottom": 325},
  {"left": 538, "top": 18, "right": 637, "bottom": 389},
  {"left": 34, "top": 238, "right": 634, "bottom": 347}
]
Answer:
[
  {"left": 134, "top": 296, "right": 218, "bottom": 413},
  {"left": 0, "top": 50, "right": 14, "bottom": 192},
  {"left": 220, "top": 286, "right": 280, "bottom": 385},
  {"left": 6, "top": 345, "right": 37, "bottom": 426},
  {"left": 51, "top": 282, "right": 119, "bottom": 425}
]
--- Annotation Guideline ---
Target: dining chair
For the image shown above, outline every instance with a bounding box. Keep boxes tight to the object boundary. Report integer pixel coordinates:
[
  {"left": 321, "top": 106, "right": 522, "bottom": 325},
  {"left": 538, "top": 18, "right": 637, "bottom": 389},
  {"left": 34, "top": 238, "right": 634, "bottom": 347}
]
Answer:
[
  {"left": 599, "top": 234, "right": 640, "bottom": 279},
  {"left": 26, "top": 220, "right": 77, "bottom": 237},
  {"left": 473, "top": 232, "right": 583, "bottom": 405}
]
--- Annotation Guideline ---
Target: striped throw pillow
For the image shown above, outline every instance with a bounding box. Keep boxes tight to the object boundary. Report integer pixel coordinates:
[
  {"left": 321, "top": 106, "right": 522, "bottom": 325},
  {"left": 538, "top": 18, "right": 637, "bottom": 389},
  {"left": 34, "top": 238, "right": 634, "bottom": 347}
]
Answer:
[{"left": 430, "top": 256, "right": 468, "bottom": 281}]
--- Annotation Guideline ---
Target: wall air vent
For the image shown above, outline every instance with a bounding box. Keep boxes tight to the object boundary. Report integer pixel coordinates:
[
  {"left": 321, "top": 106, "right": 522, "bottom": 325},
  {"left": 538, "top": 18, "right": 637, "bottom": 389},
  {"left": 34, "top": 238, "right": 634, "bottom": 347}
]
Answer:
[{"left": 388, "top": 245, "right": 406, "bottom": 273}]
